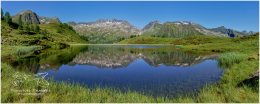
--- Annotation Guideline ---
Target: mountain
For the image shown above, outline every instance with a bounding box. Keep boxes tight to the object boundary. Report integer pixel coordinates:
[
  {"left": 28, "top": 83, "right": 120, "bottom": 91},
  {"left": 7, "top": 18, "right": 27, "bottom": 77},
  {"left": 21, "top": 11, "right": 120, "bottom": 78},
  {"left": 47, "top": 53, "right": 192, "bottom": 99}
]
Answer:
[
  {"left": 70, "top": 19, "right": 141, "bottom": 43},
  {"left": 39, "top": 16, "right": 61, "bottom": 24},
  {"left": 141, "top": 21, "right": 256, "bottom": 37},
  {"left": 241, "top": 30, "right": 255, "bottom": 35},
  {"left": 209, "top": 26, "right": 254, "bottom": 37},
  {"left": 12, "top": 10, "right": 40, "bottom": 24},
  {"left": 142, "top": 21, "right": 207, "bottom": 37},
  {"left": 142, "top": 20, "right": 160, "bottom": 31},
  {"left": 142, "top": 21, "right": 229, "bottom": 37},
  {"left": 71, "top": 19, "right": 255, "bottom": 43}
]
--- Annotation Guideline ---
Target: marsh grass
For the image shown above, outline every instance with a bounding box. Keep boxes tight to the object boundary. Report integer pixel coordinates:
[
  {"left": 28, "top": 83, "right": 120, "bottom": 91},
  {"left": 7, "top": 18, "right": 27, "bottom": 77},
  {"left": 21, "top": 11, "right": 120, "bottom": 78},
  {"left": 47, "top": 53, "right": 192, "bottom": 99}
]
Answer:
[{"left": 218, "top": 52, "right": 246, "bottom": 68}]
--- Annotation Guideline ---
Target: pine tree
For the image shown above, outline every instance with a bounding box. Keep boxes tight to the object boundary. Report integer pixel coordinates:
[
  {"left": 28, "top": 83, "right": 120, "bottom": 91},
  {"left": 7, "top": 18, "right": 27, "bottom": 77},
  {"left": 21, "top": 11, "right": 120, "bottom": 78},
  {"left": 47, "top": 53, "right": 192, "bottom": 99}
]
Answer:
[
  {"left": 57, "top": 27, "right": 62, "bottom": 33},
  {"left": 41, "top": 29, "right": 48, "bottom": 35},
  {"left": 4, "top": 11, "right": 12, "bottom": 24},
  {"left": 29, "top": 24, "right": 34, "bottom": 32},
  {"left": 18, "top": 15, "right": 23, "bottom": 30},
  {"left": 24, "top": 23, "right": 30, "bottom": 32},
  {"left": 34, "top": 24, "right": 40, "bottom": 33},
  {"left": 1, "top": 8, "right": 4, "bottom": 20}
]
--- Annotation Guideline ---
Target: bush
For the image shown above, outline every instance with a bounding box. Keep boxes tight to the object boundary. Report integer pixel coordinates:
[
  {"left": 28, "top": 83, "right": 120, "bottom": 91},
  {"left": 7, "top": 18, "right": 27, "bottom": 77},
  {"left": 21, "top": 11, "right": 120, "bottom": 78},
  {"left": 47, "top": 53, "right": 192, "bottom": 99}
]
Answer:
[
  {"left": 218, "top": 52, "right": 246, "bottom": 68},
  {"left": 41, "top": 29, "right": 48, "bottom": 35},
  {"left": 4, "top": 11, "right": 12, "bottom": 25},
  {"left": 130, "top": 35, "right": 136, "bottom": 38},
  {"left": 16, "top": 46, "right": 42, "bottom": 56}
]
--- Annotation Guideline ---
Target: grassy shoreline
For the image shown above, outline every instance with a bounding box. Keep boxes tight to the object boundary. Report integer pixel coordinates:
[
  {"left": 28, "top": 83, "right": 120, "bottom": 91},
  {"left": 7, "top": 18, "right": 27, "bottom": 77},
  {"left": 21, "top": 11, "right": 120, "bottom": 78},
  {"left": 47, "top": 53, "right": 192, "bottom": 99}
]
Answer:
[
  {"left": 1, "top": 35, "right": 259, "bottom": 103},
  {"left": 70, "top": 43, "right": 175, "bottom": 46}
]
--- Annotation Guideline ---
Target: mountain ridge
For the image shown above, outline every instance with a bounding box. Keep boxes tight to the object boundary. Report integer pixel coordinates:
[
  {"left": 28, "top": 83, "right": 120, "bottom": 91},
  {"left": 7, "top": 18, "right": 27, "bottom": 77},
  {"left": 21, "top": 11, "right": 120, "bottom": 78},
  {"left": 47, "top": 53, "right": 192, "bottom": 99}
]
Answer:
[
  {"left": 70, "top": 19, "right": 141, "bottom": 43},
  {"left": 70, "top": 19, "right": 254, "bottom": 38},
  {"left": 9, "top": 9, "right": 257, "bottom": 44}
]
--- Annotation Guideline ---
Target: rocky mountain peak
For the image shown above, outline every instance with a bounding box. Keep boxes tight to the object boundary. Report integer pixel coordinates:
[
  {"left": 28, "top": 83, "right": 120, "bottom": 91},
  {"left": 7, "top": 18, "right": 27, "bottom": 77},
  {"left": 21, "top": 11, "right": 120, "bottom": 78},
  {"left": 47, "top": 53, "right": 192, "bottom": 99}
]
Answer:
[
  {"left": 18, "top": 10, "right": 33, "bottom": 15},
  {"left": 12, "top": 10, "right": 40, "bottom": 24},
  {"left": 142, "top": 20, "right": 161, "bottom": 31},
  {"left": 96, "top": 19, "right": 128, "bottom": 23},
  {"left": 71, "top": 19, "right": 141, "bottom": 43},
  {"left": 215, "top": 26, "right": 227, "bottom": 30},
  {"left": 170, "top": 21, "right": 193, "bottom": 25}
]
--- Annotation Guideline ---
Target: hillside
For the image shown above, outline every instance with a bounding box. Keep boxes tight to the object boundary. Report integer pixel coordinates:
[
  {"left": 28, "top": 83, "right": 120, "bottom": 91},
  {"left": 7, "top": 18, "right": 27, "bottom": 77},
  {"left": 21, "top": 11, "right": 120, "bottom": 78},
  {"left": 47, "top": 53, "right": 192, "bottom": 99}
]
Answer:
[
  {"left": 2, "top": 10, "right": 87, "bottom": 49},
  {"left": 151, "top": 21, "right": 204, "bottom": 37},
  {"left": 118, "top": 35, "right": 229, "bottom": 45},
  {"left": 209, "top": 26, "right": 255, "bottom": 37},
  {"left": 142, "top": 21, "right": 225, "bottom": 37},
  {"left": 142, "top": 21, "right": 254, "bottom": 38}
]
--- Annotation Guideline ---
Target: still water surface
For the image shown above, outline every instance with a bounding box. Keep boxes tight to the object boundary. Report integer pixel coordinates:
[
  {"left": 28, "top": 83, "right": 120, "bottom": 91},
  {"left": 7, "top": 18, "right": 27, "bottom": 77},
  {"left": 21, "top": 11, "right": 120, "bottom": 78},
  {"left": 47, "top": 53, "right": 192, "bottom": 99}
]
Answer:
[{"left": 12, "top": 45, "right": 223, "bottom": 97}]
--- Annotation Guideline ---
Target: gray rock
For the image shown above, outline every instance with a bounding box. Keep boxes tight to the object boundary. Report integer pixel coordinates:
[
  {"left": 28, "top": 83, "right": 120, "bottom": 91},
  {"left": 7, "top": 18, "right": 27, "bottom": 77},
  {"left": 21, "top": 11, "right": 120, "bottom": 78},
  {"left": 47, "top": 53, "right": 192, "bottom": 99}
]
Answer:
[{"left": 12, "top": 10, "right": 40, "bottom": 24}]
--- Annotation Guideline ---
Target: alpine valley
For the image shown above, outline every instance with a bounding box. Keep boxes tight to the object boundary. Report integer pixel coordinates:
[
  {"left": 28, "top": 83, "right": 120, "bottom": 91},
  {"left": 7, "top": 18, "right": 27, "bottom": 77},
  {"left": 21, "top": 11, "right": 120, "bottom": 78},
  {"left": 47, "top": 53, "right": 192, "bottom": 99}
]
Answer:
[{"left": 1, "top": 8, "right": 259, "bottom": 103}]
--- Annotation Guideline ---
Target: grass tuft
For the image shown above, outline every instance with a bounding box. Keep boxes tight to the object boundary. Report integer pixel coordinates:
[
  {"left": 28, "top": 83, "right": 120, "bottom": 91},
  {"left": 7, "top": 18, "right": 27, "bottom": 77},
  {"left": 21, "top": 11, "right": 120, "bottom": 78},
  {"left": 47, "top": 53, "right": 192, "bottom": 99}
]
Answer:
[
  {"left": 218, "top": 52, "right": 246, "bottom": 68},
  {"left": 15, "top": 46, "right": 42, "bottom": 56}
]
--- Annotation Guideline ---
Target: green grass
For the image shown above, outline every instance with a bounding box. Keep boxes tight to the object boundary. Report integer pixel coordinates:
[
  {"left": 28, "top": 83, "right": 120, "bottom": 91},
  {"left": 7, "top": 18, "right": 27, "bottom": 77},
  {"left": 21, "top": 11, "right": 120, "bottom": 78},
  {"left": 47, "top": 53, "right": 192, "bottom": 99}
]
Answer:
[
  {"left": 2, "top": 45, "right": 42, "bottom": 58},
  {"left": 1, "top": 22, "right": 87, "bottom": 48},
  {"left": 218, "top": 52, "right": 246, "bottom": 68},
  {"left": 178, "top": 34, "right": 259, "bottom": 102},
  {"left": 118, "top": 35, "right": 174, "bottom": 44},
  {"left": 15, "top": 46, "right": 42, "bottom": 56},
  {"left": 119, "top": 35, "right": 229, "bottom": 45},
  {"left": 195, "top": 59, "right": 259, "bottom": 103},
  {"left": 39, "top": 23, "right": 87, "bottom": 44}
]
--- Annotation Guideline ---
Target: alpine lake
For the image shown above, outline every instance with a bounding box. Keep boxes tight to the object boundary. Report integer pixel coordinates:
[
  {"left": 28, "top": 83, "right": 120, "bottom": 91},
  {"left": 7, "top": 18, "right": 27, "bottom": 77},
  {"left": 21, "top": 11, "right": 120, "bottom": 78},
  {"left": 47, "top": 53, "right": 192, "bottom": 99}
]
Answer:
[{"left": 7, "top": 45, "right": 223, "bottom": 98}]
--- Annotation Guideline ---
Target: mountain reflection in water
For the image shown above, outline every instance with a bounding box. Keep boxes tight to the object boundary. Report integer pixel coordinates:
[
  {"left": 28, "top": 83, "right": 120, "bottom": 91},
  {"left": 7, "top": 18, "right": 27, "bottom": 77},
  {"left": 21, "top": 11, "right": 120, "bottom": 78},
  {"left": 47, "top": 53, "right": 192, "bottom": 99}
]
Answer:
[{"left": 9, "top": 45, "right": 223, "bottom": 98}]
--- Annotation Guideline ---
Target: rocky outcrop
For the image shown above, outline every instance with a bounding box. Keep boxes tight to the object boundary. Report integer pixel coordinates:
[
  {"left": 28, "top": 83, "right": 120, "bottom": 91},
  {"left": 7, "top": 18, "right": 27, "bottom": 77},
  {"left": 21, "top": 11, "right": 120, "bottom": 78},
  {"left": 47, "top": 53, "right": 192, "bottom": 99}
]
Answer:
[
  {"left": 12, "top": 10, "right": 61, "bottom": 25},
  {"left": 12, "top": 10, "right": 40, "bottom": 24},
  {"left": 238, "top": 70, "right": 259, "bottom": 88}
]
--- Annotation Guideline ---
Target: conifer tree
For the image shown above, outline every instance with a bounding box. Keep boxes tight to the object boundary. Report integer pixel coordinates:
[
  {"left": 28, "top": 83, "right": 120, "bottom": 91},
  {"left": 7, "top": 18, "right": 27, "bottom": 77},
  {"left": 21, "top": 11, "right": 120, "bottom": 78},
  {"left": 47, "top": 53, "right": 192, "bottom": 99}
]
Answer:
[
  {"left": 18, "top": 15, "right": 23, "bottom": 29},
  {"left": 1, "top": 8, "right": 4, "bottom": 20},
  {"left": 4, "top": 11, "right": 12, "bottom": 24}
]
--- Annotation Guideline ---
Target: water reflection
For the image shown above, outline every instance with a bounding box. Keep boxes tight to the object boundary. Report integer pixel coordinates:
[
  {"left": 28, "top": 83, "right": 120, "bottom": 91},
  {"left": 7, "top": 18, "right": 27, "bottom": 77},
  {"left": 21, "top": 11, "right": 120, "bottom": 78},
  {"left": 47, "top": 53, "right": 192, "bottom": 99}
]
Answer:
[
  {"left": 70, "top": 45, "right": 218, "bottom": 68},
  {"left": 8, "top": 45, "right": 223, "bottom": 98}
]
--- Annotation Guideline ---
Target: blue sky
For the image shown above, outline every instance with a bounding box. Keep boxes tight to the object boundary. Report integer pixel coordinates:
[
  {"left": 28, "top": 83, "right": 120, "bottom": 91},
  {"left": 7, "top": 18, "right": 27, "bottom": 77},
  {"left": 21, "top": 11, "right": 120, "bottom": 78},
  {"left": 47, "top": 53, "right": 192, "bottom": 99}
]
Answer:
[{"left": 2, "top": 1, "right": 259, "bottom": 31}]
